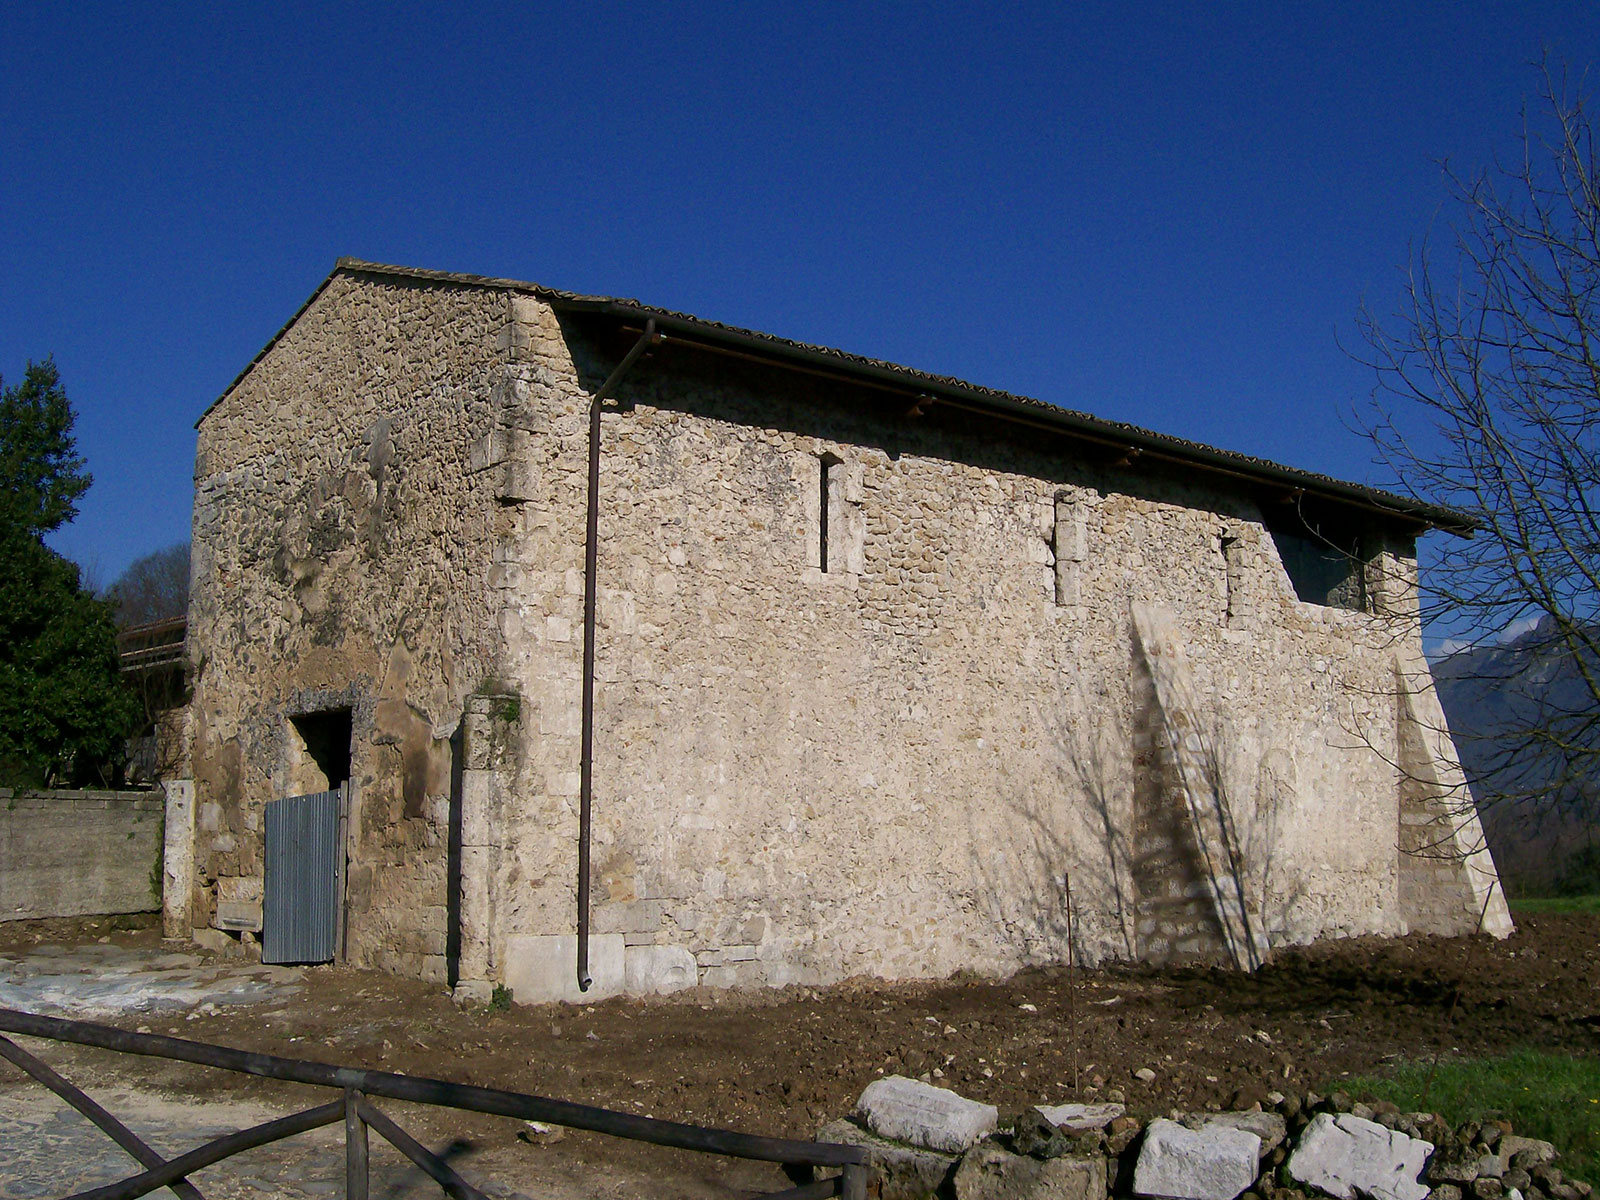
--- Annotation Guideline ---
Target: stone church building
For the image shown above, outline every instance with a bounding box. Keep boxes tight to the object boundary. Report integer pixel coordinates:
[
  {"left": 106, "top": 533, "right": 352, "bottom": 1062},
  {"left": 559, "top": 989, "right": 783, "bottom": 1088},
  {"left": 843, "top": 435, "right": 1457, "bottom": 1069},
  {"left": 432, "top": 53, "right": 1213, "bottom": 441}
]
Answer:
[{"left": 165, "top": 258, "right": 1510, "bottom": 1003}]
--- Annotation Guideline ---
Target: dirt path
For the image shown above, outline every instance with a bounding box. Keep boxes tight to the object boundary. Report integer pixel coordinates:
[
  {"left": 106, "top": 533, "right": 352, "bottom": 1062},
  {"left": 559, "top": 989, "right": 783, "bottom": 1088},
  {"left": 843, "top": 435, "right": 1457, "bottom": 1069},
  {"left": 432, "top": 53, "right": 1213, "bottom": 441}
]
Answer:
[{"left": 1, "top": 911, "right": 1596, "bottom": 1197}]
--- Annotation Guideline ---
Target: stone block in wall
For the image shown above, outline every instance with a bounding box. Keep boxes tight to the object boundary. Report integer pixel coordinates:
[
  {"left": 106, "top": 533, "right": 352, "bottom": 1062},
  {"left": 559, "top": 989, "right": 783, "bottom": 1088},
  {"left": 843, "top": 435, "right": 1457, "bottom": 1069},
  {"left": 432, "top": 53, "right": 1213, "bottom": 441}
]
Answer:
[
  {"left": 496, "top": 317, "right": 533, "bottom": 358},
  {"left": 498, "top": 460, "right": 538, "bottom": 503},
  {"left": 468, "top": 429, "right": 508, "bottom": 473},
  {"left": 954, "top": 1143, "right": 1106, "bottom": 1200},
  {"left": 1287, "top": 1113, "right": 1432, "bottom": 1200},
  {"left": 816, "top": 1118, "right": 958, "bottom": 1200},
  {"left": 503, "top": 933, "right": 625, "bottom": 1004},
  {"left": 216, "top": 876, "right": 262, "bottom": 904},
  {"left": 487, "top": 562, "right": 523, "bottom": 590},
  {"left": 422, "top": 922, "right": 447, "bottom": 957},
  {"left": 216, "top": 902, "right": 262, "bottom": 932},
  {"left": 595, "top": 899, "right": 667, "bottom": 936},
  {"left": 1133, "top": 1117, "right": 1260, "bottom": 1200},
  {"left": 624, "top": 945, "right": 697, "bottom": 994},
  {"left": 856, "top": 1075, "right": 998, "bottom": 1153},
  {"left": 700, "top": 962, "right": 767, "bottom": 989}
]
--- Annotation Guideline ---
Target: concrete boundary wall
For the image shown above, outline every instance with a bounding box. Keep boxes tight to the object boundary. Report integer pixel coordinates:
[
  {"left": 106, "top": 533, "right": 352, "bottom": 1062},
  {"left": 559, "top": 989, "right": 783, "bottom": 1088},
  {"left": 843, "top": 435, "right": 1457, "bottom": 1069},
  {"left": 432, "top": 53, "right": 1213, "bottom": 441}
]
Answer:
[{"left": 0, "top": 790, "right": 163, "bottom": 921}]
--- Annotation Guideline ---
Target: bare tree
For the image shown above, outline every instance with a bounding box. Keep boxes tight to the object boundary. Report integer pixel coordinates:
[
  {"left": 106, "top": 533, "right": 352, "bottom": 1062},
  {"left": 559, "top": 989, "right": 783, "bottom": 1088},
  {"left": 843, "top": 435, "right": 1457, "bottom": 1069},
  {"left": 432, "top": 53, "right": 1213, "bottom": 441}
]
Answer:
[
  {"left": 106, "top": 541, "right": 190, "bottom": 628},
  {"left": 1358, "top": 61, "right": 1600, "bottom": 845}
]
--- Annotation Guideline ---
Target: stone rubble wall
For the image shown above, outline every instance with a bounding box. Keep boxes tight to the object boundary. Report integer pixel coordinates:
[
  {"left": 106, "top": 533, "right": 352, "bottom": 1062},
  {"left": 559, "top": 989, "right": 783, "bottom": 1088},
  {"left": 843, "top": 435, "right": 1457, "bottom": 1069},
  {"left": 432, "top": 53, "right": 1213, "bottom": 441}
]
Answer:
[
  {"left": 486, "top": 297, "right": 1492, "bottom": 998},
  {"left": 0, "top": 791, "right": 162, "bottom": 920},
  {"left": 184, "top": 270, "right": 1507, "bottom": 995},
  {"left": 188, "top": 272, "right": 515, "bottom": 979},
  {"left": 827, "top": 1076, "right": 1584, "bottom": 1200}
]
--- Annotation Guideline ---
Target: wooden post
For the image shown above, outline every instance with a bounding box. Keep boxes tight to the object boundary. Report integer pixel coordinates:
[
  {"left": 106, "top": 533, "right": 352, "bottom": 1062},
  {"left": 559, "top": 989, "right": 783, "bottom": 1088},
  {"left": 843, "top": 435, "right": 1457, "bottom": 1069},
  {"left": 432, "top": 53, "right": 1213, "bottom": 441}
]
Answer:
[
  {"left": 345, "top": 1087, "right": 368, "bottom": 1200},
  {"left": 840, "top": 1163, "right": 868, "bottom": 1200}
]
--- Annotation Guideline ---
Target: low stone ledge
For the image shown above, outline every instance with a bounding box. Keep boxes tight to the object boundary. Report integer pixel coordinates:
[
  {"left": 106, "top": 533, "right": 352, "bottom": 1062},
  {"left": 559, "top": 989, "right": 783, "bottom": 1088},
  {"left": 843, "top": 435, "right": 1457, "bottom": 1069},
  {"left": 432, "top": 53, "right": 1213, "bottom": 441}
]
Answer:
[
  {"left": 819, "top": 1118, "right": 959, "bottom": 1200},
  {"left": 954, "top": 1143, "right": 1106, "bottom": 1200}
]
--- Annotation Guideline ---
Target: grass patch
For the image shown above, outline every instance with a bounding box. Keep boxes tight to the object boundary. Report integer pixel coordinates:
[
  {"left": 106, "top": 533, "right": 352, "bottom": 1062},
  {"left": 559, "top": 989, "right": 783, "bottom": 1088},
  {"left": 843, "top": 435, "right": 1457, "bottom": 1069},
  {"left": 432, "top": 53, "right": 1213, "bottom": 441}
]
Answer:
[
  {"left": 1509, "top": 895, "right": 1600, "bottom": 915},
  {"left": 1346, "top": 1050, "right": 1600, "bottom": 1181}
]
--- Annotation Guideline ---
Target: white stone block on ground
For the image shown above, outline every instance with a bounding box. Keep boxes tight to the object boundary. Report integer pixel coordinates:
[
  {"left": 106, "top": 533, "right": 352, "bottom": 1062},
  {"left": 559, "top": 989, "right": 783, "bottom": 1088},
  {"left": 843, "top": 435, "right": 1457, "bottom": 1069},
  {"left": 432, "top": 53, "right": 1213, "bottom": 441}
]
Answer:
[
  {"left": 818, "top": 1118, "right": 957, "bottom": 1200},
  {"left": 1287, "top": 1113, "right": 1432, "bottom": 1200},
  {"left": 623, "top": 944, "right": 697, "bottom": 994},
  {"left": 502, "top": 933, "right": 624, "bottom": 1004},
  {"left": 1133, "top": 1117, "right": 1261, "bottom": 1200},
  {"left": 854, "top": 1075, "right": 997, "bottom": 1154},
  {"left": 1182, "top": 1111, "right": 1288, "bottom": 1155},
  {"left": 954, "top": 1143, "right": 1107, "bottom": 1200},
  {"left": 1037, "top": 1102, "right": 1126, "bottom": 1132}
]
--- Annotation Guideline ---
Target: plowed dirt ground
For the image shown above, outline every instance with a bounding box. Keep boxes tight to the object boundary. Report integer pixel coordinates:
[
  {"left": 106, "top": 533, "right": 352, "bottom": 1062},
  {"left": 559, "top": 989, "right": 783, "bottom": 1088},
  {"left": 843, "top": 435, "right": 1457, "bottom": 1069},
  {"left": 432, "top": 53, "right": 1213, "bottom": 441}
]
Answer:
[{"left": 2, "top": 911, "right": 1595, "bottom": 1197}]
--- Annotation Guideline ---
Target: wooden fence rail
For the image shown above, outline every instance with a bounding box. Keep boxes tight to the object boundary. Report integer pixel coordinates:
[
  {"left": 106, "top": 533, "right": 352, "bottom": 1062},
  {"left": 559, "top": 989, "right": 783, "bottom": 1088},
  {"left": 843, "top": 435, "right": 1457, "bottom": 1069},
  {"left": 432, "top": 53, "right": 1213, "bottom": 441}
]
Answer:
[{"left": 0, "top": 1007, "right": 868, "bottom": 1200}]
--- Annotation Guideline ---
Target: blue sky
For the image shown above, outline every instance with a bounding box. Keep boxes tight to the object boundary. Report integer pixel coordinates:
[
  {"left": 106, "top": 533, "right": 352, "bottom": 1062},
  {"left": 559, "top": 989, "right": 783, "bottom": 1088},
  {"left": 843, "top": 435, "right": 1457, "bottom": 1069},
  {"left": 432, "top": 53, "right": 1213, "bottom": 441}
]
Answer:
[{"left": 2, "top": 3, "right": 1596, "bottom": 588}]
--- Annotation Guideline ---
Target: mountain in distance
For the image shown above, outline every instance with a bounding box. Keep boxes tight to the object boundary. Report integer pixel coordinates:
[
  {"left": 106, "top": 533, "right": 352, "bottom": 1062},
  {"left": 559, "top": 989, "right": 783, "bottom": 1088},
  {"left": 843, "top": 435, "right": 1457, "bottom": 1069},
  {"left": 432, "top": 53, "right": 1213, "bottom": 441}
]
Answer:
[{"left": 1431, "top": 615, "right": 1600, "bottom": 897}]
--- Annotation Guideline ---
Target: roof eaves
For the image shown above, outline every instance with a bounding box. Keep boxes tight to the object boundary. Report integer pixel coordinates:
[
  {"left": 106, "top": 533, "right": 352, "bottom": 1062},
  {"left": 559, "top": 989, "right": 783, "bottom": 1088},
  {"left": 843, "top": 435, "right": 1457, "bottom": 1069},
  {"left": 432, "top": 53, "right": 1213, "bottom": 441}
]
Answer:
[
  {"left": 569, "top": 298, "right": 1477, "bottom": 535},
  {"left": 198, "top": 258, "right": 1476, "bottom": 535}
]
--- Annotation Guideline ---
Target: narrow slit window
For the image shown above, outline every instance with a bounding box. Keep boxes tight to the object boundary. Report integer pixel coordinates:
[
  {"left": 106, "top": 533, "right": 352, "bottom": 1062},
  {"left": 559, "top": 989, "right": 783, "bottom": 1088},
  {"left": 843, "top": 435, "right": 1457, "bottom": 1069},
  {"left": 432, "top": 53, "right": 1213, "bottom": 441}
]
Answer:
[
  {"left": 1053, "top": 495, "right": 1085, "bottom": 606},
  {"left": 819, "top": 453, "right": 840, "bottom": 573}
]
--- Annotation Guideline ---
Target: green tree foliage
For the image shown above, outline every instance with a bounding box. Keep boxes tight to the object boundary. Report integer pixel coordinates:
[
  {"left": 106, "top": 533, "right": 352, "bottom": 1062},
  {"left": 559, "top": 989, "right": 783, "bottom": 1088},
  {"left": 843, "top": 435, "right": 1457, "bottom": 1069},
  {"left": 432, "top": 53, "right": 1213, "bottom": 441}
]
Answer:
[
  {"left": 0, "top": 360, "right": 90, "bottom": 537},
  {"left": 0, "top": 360, "right": 138, "bottom": 785}
]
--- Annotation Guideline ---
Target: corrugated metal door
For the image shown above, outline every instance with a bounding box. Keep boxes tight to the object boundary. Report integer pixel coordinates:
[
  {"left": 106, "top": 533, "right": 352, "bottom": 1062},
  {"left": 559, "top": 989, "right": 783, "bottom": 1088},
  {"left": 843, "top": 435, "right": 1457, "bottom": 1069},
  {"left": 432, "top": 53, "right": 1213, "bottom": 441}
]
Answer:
[{"left": 262, "top": 785, "right": 344, "bottom": 964}]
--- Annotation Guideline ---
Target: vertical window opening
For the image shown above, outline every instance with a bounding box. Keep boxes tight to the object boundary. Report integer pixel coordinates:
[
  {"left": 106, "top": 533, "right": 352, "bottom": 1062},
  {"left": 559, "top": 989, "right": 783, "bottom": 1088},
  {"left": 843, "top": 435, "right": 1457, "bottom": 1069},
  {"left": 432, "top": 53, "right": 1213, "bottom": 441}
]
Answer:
[
  {"left": 1220, "top": 534, "right": 1239, "bottom": 624},
  {"left": 819, "top": 453, "right": 840, "bottom": 573}
]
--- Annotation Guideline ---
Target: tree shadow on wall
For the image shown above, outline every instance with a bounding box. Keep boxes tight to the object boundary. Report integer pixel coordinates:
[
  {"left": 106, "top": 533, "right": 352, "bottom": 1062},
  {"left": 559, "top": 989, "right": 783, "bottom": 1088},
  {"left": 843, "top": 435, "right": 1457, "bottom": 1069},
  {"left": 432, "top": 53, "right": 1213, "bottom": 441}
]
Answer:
[
  {"left": 962, "top": 673, "right": 1138, "bottom": 970},
  {"left": 1128, "top": 604, "right": 1308, "bottom": 970},
  {"left": 968, "top": 616, "right": 1306, "bottom": 974}
]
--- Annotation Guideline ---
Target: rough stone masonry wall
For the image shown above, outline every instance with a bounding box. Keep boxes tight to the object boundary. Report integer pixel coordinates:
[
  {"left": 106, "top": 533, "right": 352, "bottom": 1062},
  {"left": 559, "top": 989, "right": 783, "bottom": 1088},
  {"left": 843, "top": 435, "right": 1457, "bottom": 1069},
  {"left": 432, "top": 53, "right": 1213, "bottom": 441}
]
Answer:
[
  {"left": 187, "top": 272, "right": 514, "bottom": 979},
  {"left": 185, "top": 272, "right": 1505, "bottom": 994},
  {"left": 484, "top": 299, "right": 1470, "bottom": 1000}
]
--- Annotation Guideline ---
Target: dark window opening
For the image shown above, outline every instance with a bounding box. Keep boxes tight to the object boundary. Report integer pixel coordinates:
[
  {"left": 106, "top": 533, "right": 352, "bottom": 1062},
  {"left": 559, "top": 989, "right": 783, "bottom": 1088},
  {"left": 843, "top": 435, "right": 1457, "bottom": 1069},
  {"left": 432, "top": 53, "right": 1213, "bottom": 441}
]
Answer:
[
  {"left": 1268, "top": 524, "right": 1368, "bottom": 611},
  {"left": 291, "top": 708, "right": 353, "bottom": 793}
]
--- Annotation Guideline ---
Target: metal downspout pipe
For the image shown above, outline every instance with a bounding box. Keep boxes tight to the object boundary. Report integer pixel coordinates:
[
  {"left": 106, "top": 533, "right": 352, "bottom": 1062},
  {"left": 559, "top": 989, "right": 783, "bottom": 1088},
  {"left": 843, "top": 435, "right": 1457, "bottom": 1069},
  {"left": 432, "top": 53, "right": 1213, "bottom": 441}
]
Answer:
[{"left": 577, "top": 319, "right": 658, "bottom": 991}]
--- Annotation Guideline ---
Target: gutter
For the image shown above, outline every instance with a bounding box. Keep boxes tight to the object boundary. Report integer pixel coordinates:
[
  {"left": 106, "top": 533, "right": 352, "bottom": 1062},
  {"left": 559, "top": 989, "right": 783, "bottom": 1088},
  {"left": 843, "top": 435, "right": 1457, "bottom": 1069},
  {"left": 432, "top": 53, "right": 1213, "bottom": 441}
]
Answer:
[{"left": 576, "top": 319, "right": 659, "bottom": 991}]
